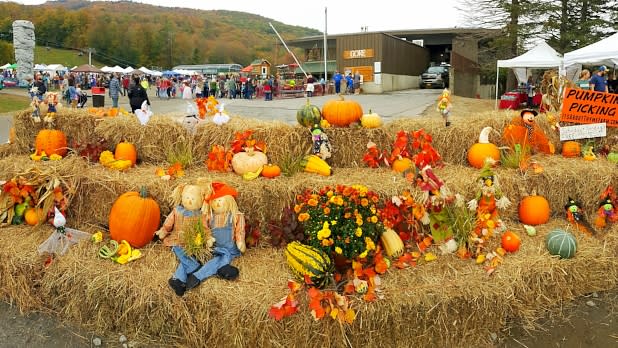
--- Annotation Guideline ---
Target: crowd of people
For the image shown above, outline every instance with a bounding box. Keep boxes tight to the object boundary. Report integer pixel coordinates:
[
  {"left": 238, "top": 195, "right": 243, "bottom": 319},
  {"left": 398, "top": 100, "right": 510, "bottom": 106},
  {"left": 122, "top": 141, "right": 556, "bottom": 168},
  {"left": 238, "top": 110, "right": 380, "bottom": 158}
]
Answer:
[{"left": 575, "top": 65, "right": 617, "bottom": 93}]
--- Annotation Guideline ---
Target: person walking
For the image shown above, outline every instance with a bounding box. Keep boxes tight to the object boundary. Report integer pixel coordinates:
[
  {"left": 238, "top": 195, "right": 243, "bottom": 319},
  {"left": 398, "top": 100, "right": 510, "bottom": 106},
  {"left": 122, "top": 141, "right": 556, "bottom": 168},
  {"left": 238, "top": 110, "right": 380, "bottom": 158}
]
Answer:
[
  {"left": 589, "top": 66, "right": 608, "bottom": 93},
  {"left": 333, "top": 71, "right": 343, "bottom": 94},
  {"left": 128, "top": 75, "right": 150, "bottom": 113},
  {"left": 108, "top": 73, "right": 121, "bottom": 108},
  {"left": 121, "top": 75, "right": 130, "bottom": 96}
]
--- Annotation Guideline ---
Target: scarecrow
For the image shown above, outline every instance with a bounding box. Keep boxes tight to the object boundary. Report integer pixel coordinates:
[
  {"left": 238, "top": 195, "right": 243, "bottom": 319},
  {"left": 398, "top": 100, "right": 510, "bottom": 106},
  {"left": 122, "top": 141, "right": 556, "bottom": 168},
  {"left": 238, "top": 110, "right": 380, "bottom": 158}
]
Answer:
[
  {"left": 156, "top": 179, "right": 213, "bottom": 297},
  {"left": 467, "top": 161, "right": 511, "bottom": 254},
  {"left": 415, "top": 165, "right": 454, "bottom": 243},
  {"left": 503, "top": 109, "right": 555, "bottom": 154},
  {"left": 564, "top": 197, "right": 594, "bottom": 237},
  {"left": 436, "top": 89, "right": 452, "bottom": 127},
  {"left": 31, "top": 96, "right": 41, "bottom": 123},
  {"left": 594, "top": 186, "right": 618, "bottom": 229},
  {"left": 43, "top": 92, "right": 59, "bottom": 124},
  {"left": 310, "top": 123, "right": 332, "bottom": 160},
  {"left": 184, "top": 182, "right": 246, "bottom": 292}
]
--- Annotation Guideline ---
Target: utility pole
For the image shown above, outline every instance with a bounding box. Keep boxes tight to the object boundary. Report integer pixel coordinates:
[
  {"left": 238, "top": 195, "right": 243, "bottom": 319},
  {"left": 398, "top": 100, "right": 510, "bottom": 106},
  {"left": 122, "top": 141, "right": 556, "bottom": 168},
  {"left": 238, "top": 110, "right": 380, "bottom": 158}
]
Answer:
[
  {"left": 168, "top": 32, "right": 173, "bottom": 69},
  {"left": 87, "top": 47, "right": 96, "bottom": 65}
]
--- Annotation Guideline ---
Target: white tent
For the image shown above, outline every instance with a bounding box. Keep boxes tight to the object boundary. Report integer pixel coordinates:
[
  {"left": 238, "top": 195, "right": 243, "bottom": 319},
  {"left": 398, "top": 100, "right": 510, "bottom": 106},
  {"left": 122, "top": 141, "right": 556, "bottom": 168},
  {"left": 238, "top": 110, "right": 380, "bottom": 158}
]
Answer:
[
  {"left": 563, "top": 32, "right": 618, "bottom": 68},
  {"left": 110, "top": 65, "right": 125, "bottom": 73},
  {"left": 123, "top": 66, "right": 134, "bottom": 74},
  {"left": 0, "top": 63, "right": 10, "bottom": 69},
  {"left": 43, "top": 64, "right": 67, "bottom": 72},
  {"left": 34, "top": 63, "right": 47, "bottom": 71},
  {"left": 101, "top": 66, "right": 112, "bottom": 73},
  {"left": 495, "top": 41, "right": 563, "bottom": 107}
]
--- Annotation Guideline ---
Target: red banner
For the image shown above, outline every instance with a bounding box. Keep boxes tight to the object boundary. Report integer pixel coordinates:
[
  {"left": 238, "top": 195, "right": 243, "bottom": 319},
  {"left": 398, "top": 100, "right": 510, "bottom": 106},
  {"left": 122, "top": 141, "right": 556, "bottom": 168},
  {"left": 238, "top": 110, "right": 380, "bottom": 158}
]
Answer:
[{"left": 560, "top": 88, "right": 618, "bottom": 127}]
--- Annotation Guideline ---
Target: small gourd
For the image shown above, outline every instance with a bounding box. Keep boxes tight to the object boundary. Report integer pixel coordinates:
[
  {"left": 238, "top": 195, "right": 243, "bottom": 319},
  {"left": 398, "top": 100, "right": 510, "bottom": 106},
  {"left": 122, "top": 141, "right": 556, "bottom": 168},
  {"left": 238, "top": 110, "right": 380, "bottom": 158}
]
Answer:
[
  {"left": 391, "top": 157, "right": 412, "bottom": 173},
  {"left": 380, "top": 228, "right": 404, "bottom": 257},
  {"left": 114, "top": 141, "right": 137, "bottom": 166},
  {"left": 261, "top": 164, "right": 281, "bottom": 178},
  {"left": 467, "top": 127, "right": 500, "bottom": 168},
  {"left": 296, "top": 99, "right": 322, "bottom": 127},
  {"left": 285, "top": 241, "right": 333, "bottom": 288},
  {"left": 360, "top": 109, "right": 383, "bottom": 128}
]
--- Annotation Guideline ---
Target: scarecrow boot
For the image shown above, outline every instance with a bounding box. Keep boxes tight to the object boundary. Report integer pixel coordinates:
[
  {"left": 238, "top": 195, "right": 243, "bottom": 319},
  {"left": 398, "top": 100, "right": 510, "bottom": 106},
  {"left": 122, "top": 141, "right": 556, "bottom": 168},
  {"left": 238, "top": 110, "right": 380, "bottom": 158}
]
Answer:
[{"left": 168, "top": 278, "right": 186, "bottom": 297}]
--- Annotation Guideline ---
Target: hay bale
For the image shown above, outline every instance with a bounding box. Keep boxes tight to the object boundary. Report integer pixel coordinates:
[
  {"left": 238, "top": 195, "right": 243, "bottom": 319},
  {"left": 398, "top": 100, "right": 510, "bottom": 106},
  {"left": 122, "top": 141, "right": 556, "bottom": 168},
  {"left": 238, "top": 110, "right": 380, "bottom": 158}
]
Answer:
[
  {"left": 94, "top": 115, "right": 190, "bottom": 165},
  {"left": 0, "top": 221, "right": 616, "bottom": 347}
]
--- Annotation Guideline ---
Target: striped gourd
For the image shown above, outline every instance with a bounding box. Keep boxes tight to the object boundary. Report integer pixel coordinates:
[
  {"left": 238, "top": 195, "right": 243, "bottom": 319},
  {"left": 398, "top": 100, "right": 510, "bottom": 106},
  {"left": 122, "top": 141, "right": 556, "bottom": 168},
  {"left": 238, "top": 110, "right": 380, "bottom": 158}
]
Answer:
[
  {"left": 546, "top": 229, "right": 577, "bottom": 259},
  {"left": 285, "top": 241, "right": 333, "bottom": 288}
]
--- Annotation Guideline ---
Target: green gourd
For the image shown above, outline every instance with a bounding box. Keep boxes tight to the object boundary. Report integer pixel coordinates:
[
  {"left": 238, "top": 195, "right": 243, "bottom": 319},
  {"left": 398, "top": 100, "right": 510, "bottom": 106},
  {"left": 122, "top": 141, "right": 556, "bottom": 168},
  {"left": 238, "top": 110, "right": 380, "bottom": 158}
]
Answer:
[{"left": 546, "top": 229, "right": 577, "bottom": 259}]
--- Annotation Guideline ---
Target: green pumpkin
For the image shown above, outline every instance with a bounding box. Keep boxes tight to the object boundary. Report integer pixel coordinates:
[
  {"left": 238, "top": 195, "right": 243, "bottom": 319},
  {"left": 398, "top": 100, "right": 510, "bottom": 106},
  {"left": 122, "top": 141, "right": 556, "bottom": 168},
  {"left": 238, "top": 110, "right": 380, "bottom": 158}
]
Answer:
[
  {"left": 296, "top": 99, "right": 322, "bottom": 127},
  {"left": 546, "top": 229, "right": 577, "bottom": 259}
]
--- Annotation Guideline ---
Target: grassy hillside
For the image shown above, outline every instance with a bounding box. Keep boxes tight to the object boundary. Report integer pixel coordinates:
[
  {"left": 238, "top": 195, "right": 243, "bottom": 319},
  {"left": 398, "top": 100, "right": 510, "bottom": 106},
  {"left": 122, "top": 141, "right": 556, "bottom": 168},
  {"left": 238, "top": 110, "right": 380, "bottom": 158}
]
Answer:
[
  {"left": 34, "top": 46, "right": 104, "bottom": 68},
  {"left": 0, "top": 1, "right": 321, "bottom": 69}
]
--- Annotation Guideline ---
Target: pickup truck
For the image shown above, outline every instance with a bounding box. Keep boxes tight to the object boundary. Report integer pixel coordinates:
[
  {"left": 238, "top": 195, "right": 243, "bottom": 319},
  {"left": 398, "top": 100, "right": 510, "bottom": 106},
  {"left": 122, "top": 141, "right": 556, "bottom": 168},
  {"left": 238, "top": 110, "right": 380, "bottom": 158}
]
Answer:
[{"left": 419, "top": 65, "right": 450, "bottom": 89}]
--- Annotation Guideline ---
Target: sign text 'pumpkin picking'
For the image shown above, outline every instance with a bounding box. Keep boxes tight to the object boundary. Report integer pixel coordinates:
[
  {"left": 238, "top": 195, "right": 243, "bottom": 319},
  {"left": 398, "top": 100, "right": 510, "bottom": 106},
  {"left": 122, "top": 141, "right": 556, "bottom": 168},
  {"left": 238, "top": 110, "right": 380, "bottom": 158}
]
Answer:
[{"left": 560, "top": 88, "right": 618, "bottom": 127}]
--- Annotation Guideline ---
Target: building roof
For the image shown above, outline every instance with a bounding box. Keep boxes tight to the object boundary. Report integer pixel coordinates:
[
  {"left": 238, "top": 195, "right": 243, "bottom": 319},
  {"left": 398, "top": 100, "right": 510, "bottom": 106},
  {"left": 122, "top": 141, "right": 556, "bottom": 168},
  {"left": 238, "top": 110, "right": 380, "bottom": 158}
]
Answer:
[
  {"left": 289, "top": 28, "right": 500, "bottom": 44},
  {"left": 250, "top": 59, "right": 270, "bottom": 66},
  {"left": 294, "top": 60, "right": 337, "bottom": 75}
]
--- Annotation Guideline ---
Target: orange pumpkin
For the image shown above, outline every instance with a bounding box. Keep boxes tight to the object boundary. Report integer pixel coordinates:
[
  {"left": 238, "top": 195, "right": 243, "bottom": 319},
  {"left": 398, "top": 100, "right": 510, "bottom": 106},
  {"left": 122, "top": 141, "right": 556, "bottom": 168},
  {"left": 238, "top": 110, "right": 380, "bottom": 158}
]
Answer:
[
  {"left": 114, "top": 141, "right": 137, "bottom": 166},
  {"left": 392, "top": 157, "right": 412, "bottom": 173},
  {"left": 467, "top": 127, "right": 500, "bottom": 168},
  {"left": 261, "top": 164, "right": 281, "bottom": 178},
  {"left": 519, "top": 193, "right": 550, "bottom": 225},
  {"left": 109, "top": 187, "right": 161, "bottom": 248},
  {"left": 501, "top": 231, "right": 521, "bottom": 252},
  {"left": 24, "top": 207, "right": 44, "bottom": 226},
  {"left": 561, "top": 141, "right": 581, "bottom": 158},
  {"left": 321, "top": 95, "right": 363, "bottom": 127},
  {"left": 35, "top": 129, "right": 67, "bottom": 157}
]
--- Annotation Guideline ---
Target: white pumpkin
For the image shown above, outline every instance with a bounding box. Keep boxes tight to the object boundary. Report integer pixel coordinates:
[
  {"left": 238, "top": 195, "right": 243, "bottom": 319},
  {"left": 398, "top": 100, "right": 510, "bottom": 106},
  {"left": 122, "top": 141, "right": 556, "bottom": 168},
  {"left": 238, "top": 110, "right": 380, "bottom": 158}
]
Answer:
[{"left": 231, "top": 148, "right": 268, "bottom": 175}]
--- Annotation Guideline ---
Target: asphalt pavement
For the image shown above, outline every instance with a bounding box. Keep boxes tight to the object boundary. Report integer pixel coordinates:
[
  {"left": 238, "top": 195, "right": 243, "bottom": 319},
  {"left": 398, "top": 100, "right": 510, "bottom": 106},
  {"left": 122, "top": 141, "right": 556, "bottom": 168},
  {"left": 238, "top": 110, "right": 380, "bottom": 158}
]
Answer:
[{"left": 0, "top": 87, "right": 441, "bottom": 143}]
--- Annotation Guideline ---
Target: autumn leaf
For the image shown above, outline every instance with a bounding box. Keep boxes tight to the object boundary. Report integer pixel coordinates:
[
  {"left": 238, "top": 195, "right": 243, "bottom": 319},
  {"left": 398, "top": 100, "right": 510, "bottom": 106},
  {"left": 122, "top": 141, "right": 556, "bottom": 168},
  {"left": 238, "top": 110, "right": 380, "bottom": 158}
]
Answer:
[
  {"left": 330, "top": 307, "right": 339, "bottom": 320},
  {"left": 344, "top": 309, "right": 356, "bottom": 324},
  {"left": 287, "top": 279, "right": 301, "bottom": 293},
  {"left": 268, "top": 294, "right": 298, "bottom": 321},
  {"left": 343, "top": 282, "right": 356, "bottom": 294}
]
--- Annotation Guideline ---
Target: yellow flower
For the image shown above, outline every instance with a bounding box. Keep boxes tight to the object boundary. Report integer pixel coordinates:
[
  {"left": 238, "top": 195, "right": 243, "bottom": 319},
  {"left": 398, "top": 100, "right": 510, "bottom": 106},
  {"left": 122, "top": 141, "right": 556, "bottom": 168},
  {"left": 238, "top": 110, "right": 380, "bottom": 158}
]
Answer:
[
  {"left": 371, "top": 215, "right": 378, "bottom": 223},
  {"left": 370, "top": 207, "right": 376, "bottom": 214},
  {"left": 335, "top": 247, "right": 342, "bottom": 254},
  {"left": 91, "top": 231, "right": 103, "bottom": 243},
  {"left": 356, "top": 218, "right": 363, "bottom": 226},
  {"left": 194, "top": 232, "right": 203, "bottom": 246},
  {"left": 355, "top": 228, "right": 362, "bottom": 237},
  {"left": 327, "top": 190, "right": 334, "bottom": 197},
  {"left": 361, "top": 198, "right": 369, "bottom": 207},
  {"left": 359, "top": 250, "right": 368, "bottom": 258},
  {"left": 335, "top": 196, "right": 344, "bottom": 206},
  {"left": 329, "top": 195, "right": 336, "bottom": 203},
  {"left": 308, "top": 198, "right": 318, "bottom": 207},
  {"left": 486, "top": 220, "right": 495, "bottom": 229},
  {"left": 365, "top": 237, "right": 376, "bottom": 251}
]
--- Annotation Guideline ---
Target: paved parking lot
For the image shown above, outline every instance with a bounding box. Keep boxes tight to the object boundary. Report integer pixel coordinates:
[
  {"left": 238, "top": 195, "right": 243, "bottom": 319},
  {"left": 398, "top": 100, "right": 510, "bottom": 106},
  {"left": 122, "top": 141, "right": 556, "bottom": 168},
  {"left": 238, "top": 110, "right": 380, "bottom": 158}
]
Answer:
[{"left": 1, "top": 87, "right": 441, "bottom": 143}]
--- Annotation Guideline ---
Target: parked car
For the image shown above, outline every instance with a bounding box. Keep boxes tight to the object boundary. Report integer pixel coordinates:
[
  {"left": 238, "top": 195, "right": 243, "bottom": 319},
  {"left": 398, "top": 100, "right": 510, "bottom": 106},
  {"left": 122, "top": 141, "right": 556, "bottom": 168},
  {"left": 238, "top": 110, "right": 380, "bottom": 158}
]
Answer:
[{"left": 419, "top": 64, "right": 450, "bottom": 89}]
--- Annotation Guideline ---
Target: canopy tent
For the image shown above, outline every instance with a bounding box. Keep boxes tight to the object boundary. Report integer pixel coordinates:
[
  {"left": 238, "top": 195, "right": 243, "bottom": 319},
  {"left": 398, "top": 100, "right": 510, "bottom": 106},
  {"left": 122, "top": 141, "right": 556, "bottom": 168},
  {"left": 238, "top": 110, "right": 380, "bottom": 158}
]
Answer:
[
  {"left": 123, "top": 66, "right": 134, "bottom": 74},
  {"left": 34, "top": 64, "right": 47, "bottom": 71},
  {"left": 161, "top": 70, "right": 180, "bottom": 77},
  {"left": 43, "top": 64, "right": 67, "bottom": 72},
  {"left": 0, "top": 63, "right": 10, "bottom": 69},
  {"left": 101, "top": 66, "right": 112, "bottom": 73},
  {"left": 71, "top": 64, "right": 104, "bottom": 73},
  {"left": 241, "top": 65, "right": 253, "bottom": 73},
  {"left": 563, "top": 32, "right": 618, "bottom": 68},
  {"left": 495, "top": 41, "right": 563, "bottom": 107}
]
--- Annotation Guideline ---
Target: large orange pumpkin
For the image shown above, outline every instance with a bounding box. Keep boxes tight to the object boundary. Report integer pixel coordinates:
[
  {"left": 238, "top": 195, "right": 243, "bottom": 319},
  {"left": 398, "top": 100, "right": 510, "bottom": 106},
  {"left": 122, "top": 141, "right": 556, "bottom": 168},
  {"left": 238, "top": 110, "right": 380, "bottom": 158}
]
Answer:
[
  {"left": 467, "top": 127, "right": 500, "bottom": 168},
  {"left": 114, "top": 141, "right": 137, "bottom": 166},
  {"left": 321, "top": 95, "right": 363, "bottom": 127},
  {"left": 109, "top": 187, "right": 161, "bottom": 248},
  {"left": 519, "top": 193, "right": 550, "bottom": 225},
  {"left": 392, "top": 157, "right": 412, "bottom": 173},
  {"left": 561, "top": 141, "right": 581, "bottom": 158},
  {"left": 35, "top": 129, "right": 67, "bottom": 157}
]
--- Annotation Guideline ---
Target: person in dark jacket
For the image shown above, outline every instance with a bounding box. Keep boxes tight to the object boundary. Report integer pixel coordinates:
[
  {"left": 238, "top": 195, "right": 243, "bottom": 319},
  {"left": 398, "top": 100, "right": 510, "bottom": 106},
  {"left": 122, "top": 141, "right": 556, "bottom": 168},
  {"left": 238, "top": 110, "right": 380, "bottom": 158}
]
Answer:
[{"left": 128, "top": 76, "right": 150, "bottom": 113}]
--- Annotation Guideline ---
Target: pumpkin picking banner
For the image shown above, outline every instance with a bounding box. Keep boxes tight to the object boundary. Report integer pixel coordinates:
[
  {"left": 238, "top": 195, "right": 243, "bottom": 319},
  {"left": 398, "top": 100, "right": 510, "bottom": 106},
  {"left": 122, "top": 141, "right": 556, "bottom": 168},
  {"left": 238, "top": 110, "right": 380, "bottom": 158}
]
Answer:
[{"left": 561, "top": 88, "right": 618, "bottom": 127}]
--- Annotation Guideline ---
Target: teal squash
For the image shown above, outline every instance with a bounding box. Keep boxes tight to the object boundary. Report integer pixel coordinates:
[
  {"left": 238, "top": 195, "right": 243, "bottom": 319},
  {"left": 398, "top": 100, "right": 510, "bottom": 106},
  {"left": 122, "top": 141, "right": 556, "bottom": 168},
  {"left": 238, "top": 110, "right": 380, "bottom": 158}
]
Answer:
[
  {"left": 546, "top": 229, "right": 577, "bottom": 259},
  {"left": 296, "top": 99, "right": 322, "bottom": 127}
]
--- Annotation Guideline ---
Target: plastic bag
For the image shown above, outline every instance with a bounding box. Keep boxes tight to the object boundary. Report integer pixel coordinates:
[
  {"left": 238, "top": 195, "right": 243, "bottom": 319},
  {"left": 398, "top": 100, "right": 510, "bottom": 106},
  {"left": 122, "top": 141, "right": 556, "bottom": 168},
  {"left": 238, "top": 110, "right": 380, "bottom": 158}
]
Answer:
[{"left": 135, "top": 100, "right": 153, "bottom": 125}]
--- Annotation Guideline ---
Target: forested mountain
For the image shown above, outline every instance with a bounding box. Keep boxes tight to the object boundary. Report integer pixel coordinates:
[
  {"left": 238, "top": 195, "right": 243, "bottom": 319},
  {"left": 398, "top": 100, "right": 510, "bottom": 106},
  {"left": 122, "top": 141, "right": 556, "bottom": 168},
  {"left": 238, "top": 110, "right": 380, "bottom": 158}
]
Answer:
[{"left": 0, "top": 0, "right": 321, "bottom": 69}]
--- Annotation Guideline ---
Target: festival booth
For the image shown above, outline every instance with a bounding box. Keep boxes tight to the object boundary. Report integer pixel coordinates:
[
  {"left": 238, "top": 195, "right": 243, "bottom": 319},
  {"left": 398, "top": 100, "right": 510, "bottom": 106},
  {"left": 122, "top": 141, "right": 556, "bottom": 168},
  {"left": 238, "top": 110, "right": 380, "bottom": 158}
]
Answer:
[
  {"left": 495, "top": 41, "right": 563, "bottom": 109},
  {"left": 563, "top": 32, "right": 618, "bottom": 83}
]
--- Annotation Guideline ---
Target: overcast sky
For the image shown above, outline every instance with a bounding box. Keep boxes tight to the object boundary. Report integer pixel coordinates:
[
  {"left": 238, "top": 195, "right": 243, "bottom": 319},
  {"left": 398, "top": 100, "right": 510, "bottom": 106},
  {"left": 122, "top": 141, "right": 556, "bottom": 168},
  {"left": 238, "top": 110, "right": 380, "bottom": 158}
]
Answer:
[{"left": 9, "top": 0, "right": 463, "bottom": 34}]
